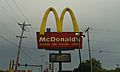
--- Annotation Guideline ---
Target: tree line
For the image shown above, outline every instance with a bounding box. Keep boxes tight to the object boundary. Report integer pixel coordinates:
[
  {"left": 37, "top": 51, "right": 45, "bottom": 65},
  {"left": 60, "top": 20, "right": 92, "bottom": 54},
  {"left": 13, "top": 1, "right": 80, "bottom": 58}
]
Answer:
[{"left": 73, "top": 58, "right": 120, "bottom": 72}]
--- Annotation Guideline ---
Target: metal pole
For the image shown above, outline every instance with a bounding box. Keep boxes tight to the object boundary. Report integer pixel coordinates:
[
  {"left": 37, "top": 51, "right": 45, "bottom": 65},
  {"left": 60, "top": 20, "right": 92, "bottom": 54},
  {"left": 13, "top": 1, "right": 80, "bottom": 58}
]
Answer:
[
  {"left": 59, "top": 50, "right": 62, "bottom": 72},
  {"left": 87, "top": 29, "right": 93, "bottom": 72},
  {"left": 75, "top": 32, "right": 82, "bottom": 72},
  {"left": 78, "top": 37, "right": 82, "bottom": 72}
]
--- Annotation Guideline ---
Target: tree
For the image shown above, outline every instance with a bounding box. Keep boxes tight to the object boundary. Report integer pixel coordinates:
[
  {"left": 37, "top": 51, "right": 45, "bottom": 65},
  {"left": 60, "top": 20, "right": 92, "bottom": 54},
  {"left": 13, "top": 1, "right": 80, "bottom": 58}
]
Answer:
[
  {"left": 115, "top": 67, "right": 120, "bottom": 72},
  {"left": 77, "top": 58, "right": 103, "bottom": 72}
]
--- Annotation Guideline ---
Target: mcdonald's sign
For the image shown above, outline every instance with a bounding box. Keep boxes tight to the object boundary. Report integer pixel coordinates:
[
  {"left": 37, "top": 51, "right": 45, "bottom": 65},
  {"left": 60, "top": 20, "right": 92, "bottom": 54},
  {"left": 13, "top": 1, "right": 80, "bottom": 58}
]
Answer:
[{"left": 37, "top": 7, "right": 83, "bottom": 49}]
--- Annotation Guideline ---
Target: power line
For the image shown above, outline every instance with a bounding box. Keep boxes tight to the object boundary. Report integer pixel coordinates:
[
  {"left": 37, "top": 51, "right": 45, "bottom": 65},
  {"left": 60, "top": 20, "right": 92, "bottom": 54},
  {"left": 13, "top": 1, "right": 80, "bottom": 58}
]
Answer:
[
  {"left": 1, "top": 0, "right": 39, "bottom": 65},
  {"left": 0, "top": 24, "right": 29, "bottom": 59},
  {"left": 0, "top": 1, "right": 21, "bottom": 37},
  {"left": 12, "top": 0, "right": 29, "bottom": 22},
  {"left": 8, "top": 0, "right": 36, "bottom": 37},
  {"left": 0, "top": 22, "right": 10, "bottom": 36},
  {"left": 11, "top": 0, "right": 36, "bottom": 30},
  {"left": 0, "top": 34, "right": 37, "bottom": 64},
  {"left": 1, "top": 0, "right": 45, "bottom": 66},
  {"left": 0, "top": 2, "right": 18, "bottom": 23},
  {"left": 2, "top": 0, "right": 36, "bottom": 41},
  {"left": 21, "top": 49, "right": 38, "bottom": 63},
  {"left": 4, "top": 0, "right": 23, "bottom": 22},
  {"left": 0, "top": 23, "right": 39, "bottom": 65},
  {"left": 11, "top": 0, "right": 37, "bottom": 43},
  {"left": 0, "top": 21, "right": 17, "bottom": 38},
  {"left": 0, "top": 35, "right": 18, "bottom": 47}
]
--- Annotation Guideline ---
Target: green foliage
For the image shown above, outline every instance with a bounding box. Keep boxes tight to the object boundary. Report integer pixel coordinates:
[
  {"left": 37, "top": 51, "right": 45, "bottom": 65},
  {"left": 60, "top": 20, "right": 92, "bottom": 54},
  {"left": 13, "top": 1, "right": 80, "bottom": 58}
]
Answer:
[
  {"left": 73, "top": 58, "right": 120, "bottom": 72},
  {"left": 0, "top": 70, "right": 9, "bottom": 72},
  {"left": 77, "top": 58, "right": 103, "bottom": 72}
]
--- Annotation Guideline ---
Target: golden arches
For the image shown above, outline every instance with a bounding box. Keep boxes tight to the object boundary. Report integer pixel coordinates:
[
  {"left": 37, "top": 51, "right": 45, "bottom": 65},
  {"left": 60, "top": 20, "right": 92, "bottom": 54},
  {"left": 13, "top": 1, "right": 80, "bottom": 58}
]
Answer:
[
  {"left": 40, "top": 7, "right": 79, "bottom": 35},
  {"left": 60, "top": 7, "right": 79, "bottom": 32},
  {"left": 40, "top": 7, "right": 61, "bottom": 35}
]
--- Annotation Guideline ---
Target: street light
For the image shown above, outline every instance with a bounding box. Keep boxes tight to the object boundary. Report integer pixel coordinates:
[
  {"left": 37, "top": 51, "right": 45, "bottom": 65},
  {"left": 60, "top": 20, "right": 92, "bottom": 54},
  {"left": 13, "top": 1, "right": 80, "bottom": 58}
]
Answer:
[{"left": 75, "top": 32, "right": 83, "bottom": 71}]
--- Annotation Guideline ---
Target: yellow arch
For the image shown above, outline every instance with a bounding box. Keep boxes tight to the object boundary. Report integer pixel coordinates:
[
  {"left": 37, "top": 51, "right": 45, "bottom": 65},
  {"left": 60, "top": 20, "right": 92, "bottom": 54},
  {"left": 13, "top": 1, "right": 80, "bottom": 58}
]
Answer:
[
  {"left": 60, "top": 7, "right": 79, "bottom": 32},
  {"left": 40, "top": 7, "right": 79, "bottom": 35},
  {"left": 40, "top": 7, "right": 61, "bottom": 35}
]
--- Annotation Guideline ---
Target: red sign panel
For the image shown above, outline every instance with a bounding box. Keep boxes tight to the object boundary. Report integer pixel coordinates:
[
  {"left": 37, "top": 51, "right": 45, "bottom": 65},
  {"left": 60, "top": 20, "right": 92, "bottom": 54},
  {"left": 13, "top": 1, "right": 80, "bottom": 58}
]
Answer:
[{"left": 36, "top": 32, "right": 83, "bottom": 50}]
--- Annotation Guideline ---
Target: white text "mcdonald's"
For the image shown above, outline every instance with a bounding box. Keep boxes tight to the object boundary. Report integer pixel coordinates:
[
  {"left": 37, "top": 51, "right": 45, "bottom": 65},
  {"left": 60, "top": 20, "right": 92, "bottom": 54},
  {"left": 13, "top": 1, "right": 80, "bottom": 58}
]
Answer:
[{"left": 39, "top": 37, "right": 78, "bottom": 42}]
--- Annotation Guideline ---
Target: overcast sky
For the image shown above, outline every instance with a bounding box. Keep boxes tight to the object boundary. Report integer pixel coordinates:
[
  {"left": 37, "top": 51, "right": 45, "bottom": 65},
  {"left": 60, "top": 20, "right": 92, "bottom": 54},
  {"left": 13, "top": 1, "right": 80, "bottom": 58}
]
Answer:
[{"left": 0, "top": 0, "right": 120, "bottom": 71}]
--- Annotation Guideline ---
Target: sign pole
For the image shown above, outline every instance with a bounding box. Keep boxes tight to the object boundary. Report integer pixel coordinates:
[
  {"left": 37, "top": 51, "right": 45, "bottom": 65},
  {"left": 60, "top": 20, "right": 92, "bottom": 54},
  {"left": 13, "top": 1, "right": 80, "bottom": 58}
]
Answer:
[
  {"left": 78, "top": 37, "right": 82, "bottom": 72},
  {"left": 75, "top": 33, "right": 82, "bottom": 72},
  {"left": 59, "top": 50, "right": 62, "bottom": 72}
]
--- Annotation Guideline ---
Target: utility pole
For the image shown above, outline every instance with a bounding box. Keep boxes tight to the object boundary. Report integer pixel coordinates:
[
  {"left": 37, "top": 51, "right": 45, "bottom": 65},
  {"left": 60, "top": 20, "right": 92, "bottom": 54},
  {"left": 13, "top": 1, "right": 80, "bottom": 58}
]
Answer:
[
  {"left": 15, "top": 21, "right": 31, "bottom": 71},
  {"left": 85, "top": 27, "right": 93, "bottom": 72}
]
